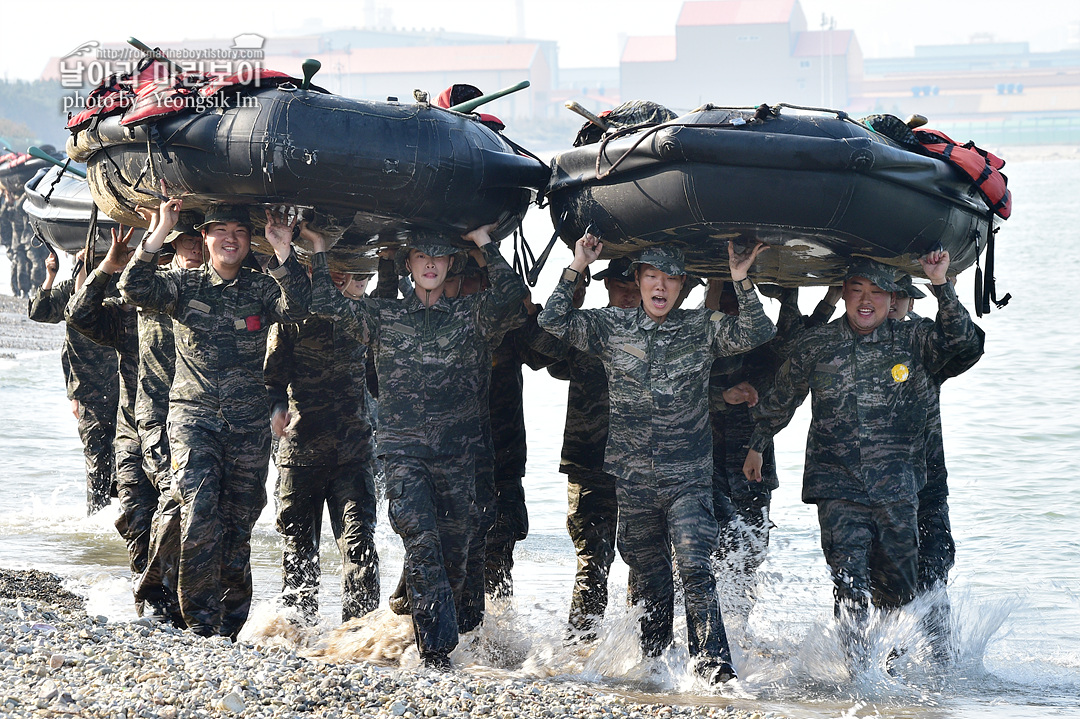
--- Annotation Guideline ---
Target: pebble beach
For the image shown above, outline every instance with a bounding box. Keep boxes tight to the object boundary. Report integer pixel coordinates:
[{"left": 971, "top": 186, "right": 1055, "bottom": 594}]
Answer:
[{"left": 0, "top": 569, "right": 779, "bottom": 719}]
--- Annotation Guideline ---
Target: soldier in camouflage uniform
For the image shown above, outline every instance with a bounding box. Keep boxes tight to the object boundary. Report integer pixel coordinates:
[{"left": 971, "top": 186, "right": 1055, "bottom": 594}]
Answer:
[
  {"left": 745, "top": 256, "right": 982, "bottom": 655},
  {"left": 705, "top": 283, "right": 839, "bottom": 621},
  {"left": 307, "top": 225, "right": 527, "bottom": 668},
  {"left": 265, "top": 246, "right": 379, "bottom": 624},
  {"left": 131, "top": 221, "right": 205, "bottom": 624},
  {"left": 529, "top": 257, "right": 638, "bottom": 638},
  {"left": 539, "top": 238, "right": 774, "bottom": 683},
  {"left": 120, "top": 200, "right": 309, "bottom": 638},
  {"left": 65, "top": 227, "right": 161, "bottom": 612},
  {"left": 888, "top": 276, "right": 984, "bottom": 654},
  {"left": 28, "top": 249, "right": 120, "bottom": 514}
]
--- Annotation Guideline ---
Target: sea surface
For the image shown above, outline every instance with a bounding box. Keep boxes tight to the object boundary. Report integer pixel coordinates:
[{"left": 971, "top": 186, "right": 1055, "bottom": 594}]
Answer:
[{"left": 0, "top": 155, "right": 1078, "bottom": 718}]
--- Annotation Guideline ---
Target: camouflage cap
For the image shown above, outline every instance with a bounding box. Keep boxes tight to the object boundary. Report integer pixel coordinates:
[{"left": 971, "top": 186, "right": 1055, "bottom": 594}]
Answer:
[
  {"left": 844, "top": 258, "right": 902, "bottom": 292},
  {"left": 896, "top": 274, "right": 927, "bottom": 299},
  {"left": 194, "top": 204, "right": 254, "bottom": 231},
  {"left": 395, "top": 231, "right": 466, "bottom": 276},
  {"left": 592, "top": 256, "right": 634, "bottom": 282},
  {"left": 630, "top": 246, "right": 686, "bottom": 277}
]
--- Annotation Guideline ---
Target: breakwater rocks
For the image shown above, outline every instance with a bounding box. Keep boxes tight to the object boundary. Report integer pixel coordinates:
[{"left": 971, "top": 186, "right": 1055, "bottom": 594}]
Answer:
[{"left": 0, "top": 573, "right": 782, "bottom": 719}]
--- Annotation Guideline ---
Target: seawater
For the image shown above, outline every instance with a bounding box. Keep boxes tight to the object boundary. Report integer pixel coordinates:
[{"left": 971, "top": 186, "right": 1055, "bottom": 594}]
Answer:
[{"left": 0, "top": 155, "right": 1078, "bottom": 718}]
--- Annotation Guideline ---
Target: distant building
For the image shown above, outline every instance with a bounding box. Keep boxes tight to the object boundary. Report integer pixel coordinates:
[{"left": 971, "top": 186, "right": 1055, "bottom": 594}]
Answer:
[{"left": 620, "top": 0, "right": 862, "bottom": 112}]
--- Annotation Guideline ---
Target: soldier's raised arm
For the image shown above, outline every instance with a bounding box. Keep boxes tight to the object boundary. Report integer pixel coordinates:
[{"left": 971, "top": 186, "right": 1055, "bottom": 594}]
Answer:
[
  {"left": 463, "top": 224, "right": 529, "bottom": 344},
  {"left": 260, "top": 209, "right": 311, "bottom": 324},
  {"left": 537, "top": 233, "right": 609, "bottom": 356},
  {"left": 304, "top": 226, "right": 378, "bottom": 346},
  {"left": 913, "top": 251, "right": 982, "bottom": 374},
  {"left": 119, "top": 199, "right": 183, "bottom": 315},
  {"left": 65, "top": 226, "right": 133, "bottom": 349},
  {"left": 709, "top": 242, "right": 775, "bottom": 356}
]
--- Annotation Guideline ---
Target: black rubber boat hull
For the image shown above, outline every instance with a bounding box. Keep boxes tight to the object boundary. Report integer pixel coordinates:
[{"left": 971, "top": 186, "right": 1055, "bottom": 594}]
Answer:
[
  {"left": 546, "top": 107, "right": 994, "bottom": 284},
  {"left": 23, "top": 166, "right": 143, "bottom": 253},
  {"left": 67, "top": 86, "right": 549, "bottom": 255}
]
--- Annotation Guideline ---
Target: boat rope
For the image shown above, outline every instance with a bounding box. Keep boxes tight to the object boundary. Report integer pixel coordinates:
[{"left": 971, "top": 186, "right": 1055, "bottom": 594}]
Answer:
[
  {"left": 42, "top": 159, "right": 72, "bottom": 204},
  {"left": 595, "top": 120, "right": 751, "bottom": 181},
  {"left": 512, "top": 223, "right": 538, "bottom": 287},
  {"left": 76, "top": 203, "right": 98, "bottom": 278}
]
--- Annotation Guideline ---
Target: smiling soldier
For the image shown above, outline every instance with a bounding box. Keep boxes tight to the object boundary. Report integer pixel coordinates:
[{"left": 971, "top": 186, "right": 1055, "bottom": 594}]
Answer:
[{"left": 743, "top": 255, "right": 981, "bottom": 662}]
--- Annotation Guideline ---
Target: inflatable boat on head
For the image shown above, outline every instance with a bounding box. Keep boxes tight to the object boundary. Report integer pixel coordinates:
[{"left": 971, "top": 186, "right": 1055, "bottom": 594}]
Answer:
[
  {"left": 546, "top": 102, "right": 1011, "bottom": 311},
  {"left": 0, "top": 151, "right": 54, "bottom": 195},
  {"left": 65, "top": 41, "right": 550, "bottom": 257}
]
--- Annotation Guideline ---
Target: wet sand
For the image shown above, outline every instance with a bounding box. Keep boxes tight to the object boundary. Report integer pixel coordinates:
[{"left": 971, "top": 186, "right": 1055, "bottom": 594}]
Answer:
[{"left": 0, "top": 293, "right": 64, "bottom": 355}]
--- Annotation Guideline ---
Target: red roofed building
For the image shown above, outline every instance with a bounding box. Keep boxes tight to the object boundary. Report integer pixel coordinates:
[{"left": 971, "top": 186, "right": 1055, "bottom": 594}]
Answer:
[{"left": 621, "top": 0, "right": 861, "bottom": 111}]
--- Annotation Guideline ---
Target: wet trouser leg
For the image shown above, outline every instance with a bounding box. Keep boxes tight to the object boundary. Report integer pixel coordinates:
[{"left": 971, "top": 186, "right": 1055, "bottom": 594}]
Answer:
[
  {"left": 618, "top": 479, "right": 731, "bottom": 664},
  {"left": 917, "top": 495, "right": 955, "bottom": 656},
  {"left": 134, "top": 425, "right": 182, "bottom": 623},
  {"left": 566, "top": 469, "right": 617, "bottom": 636},
  {"left": 170, "top": 422, "right": 269, "bottom": 638},
  {"left": 817, "top": 499, "right": 919, "bottom": 625},
  {"left": 385, "top": 453, "right": 475, "bottom": 663},
  {"left": 113, "top": 436, "right": 158, "bottom": 582},
  {"left": 484, "top": 471, "right": 528, "bottom": 599},
  {"left": 76, "top": 395, "right": 117, "bottom": 515},
  {"left": 277, "top": 460, "right": 380, "bottom": 623},
  {"left": 459, "top": 453, "right": 495, "bottom": 633},
  {"left": 275, "top": 464, "right": 326, "bottom": 624},
  {"left": 713, "top": 486, "right": 772, "bottom": 621},
  {"left": 327, "top": 459, "right": 379, "bottom": 621}
]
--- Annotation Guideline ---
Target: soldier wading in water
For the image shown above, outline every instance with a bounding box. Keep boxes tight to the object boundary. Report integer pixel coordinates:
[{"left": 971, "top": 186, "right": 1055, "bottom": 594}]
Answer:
[
  {"left": 539, "top": 235, "right": 775, "bottom": 684},
  {"left": 306, "top": 224, "right": 527, "bottom": 669}
]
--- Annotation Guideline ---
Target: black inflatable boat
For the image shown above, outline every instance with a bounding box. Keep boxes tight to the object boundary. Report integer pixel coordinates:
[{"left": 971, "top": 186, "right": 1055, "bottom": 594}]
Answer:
[
  {"left": 66, "top": 56, "right": 549, "bottom": 261},
  {"left": 0, "top": 153, "right": 50, "bottom": 195},
  {"left": 22, "top": 164, "right": 142, "bottom": 253},
  {"left": 545, "top": 104, "right": 1007, "bottom": 286}
]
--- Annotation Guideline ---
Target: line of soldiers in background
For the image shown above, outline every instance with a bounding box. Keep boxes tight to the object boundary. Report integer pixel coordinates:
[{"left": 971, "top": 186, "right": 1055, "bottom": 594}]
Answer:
[
  {"left": 1, "top": 188, "right": 52, "bottom": 298},
  {"left": 23, "top": 197, "right": 982, "bottom": 680}
]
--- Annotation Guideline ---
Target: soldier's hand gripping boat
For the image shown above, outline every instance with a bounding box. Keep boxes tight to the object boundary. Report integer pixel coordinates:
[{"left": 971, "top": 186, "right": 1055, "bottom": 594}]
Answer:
[
  {"left": 65, "top": 48, "right": 549, "bottom": 272},
  {"left": 546, "top": 103, "right": 1011, "bottom": 303}
]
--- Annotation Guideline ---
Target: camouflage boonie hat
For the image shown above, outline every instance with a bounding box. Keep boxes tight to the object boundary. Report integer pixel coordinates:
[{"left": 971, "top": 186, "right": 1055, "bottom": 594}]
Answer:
[
  {"left": 844, "top": 258, "right": 902, "bottom": 292},
  {"left": 630, "top": 246, "right": 686, "bottom": 277},
  {"left": 896, "top": 274, "right": 927, "bottom": 299},
  {"left": 164, "top": 211, "right": 202, "bottom": 247},
  {"left": 194, "top": 204, "right": 253, "bottom": 231},
  {"left": 592, "top": 256, "right": 634, "bottom": 282}
]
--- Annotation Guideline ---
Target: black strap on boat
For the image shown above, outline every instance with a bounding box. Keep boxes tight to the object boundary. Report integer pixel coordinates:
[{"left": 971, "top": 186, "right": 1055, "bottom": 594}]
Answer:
[
  {"left": 526, "top": 210, "right": 568, "bottom": 287},
  {"left": 512, "top": 223, "right": 538, "bottom": 287},
  {"left": 75, "top": 204, "right": 99, "bottom": 278},
  {"left": 42, "top": 159, "right": 72, "bottom": 203},
  {"left": 982, "top": 217, "right": 1010, "bottom": 313}
]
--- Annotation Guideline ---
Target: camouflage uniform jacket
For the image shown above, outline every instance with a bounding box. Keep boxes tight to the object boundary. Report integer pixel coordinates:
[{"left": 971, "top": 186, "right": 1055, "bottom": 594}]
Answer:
[
  {"left": 28, "top": 276, "right": 120, "bottom": 404},
  {"left": 539, "top": 276, "right": 775, "bottom": 487},
  {"left": 908, "top": 311, "right": 985, "bottom": 505},
  {"left": 134, "top": 306, "right": 175, "bottom": 437},
  {"left": 489, "top": 312, "right": 555, "bottom": 477},
  {"left": 748, "top": 283, "right": 980, "bottom": 507},
  {"left": 264, "top": 315, "right": 374, "bottom": 467},
  {"left": 65, "top": 268, "right": 141, "bottom": 450},
  {"left": 529, "top": 329, "right": 610, "bottom": 474},
  {"left": 119, "top": 252, "right": 311, "bottom": 431},
  {"left": 309, "top": 244, "right": 527, "bottom": 458}
]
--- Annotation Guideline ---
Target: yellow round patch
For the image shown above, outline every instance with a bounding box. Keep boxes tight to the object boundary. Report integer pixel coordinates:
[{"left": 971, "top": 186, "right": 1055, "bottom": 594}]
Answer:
[{"left": 891, "top": 363, "right": 910, "bottom": 382}]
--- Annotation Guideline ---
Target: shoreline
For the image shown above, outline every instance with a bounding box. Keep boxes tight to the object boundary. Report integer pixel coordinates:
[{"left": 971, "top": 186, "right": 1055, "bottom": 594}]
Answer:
[{"left": 0, "top": 569, "right": 779, "bottom": 719}]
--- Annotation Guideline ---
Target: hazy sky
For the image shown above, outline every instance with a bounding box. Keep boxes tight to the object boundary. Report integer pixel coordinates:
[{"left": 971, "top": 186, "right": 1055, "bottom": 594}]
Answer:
[{"left": 1, "top": 0, "right": 1077, "bottom": 81}]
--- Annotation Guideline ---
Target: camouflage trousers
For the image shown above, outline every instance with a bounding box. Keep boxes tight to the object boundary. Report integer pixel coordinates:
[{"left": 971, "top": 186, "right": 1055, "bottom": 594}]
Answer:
[
  {"left": 133, "top": 425, "right": 182, "bottom": 624},
  {"left": 816, "top": 499, "right": 919, "bottom": 615},
  {"left": 566, "top": 468, "right": 618, "bottom": 635},
  {"left": 168, "top": 421, "right": 270, "bottom": 638},
  {"left": 712, "top": 484, "right": 772, "bottom": 622},
  {"left": 917, "top": 493, "right": 955, "bottom": 591},
  {"left": 617, "top": 477, "right": 733, "bottom": 664},
  {"left": 484, "top": 470, "right": 528, "bottom": 599},
  {"left": 275, "top": 460, "right": 379, "bottom": 624},
  {"left": 459, "top": 452, "right": 495, "bottom": 633},
  {"left": 112, "top": 435, "right": 158, "bottom": 588},
  {"left": 76, "top": 395, "right": 118, "bottom": 515},
  {"left": 385, "top": 453, "right": 476, "bottom": 662}
]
